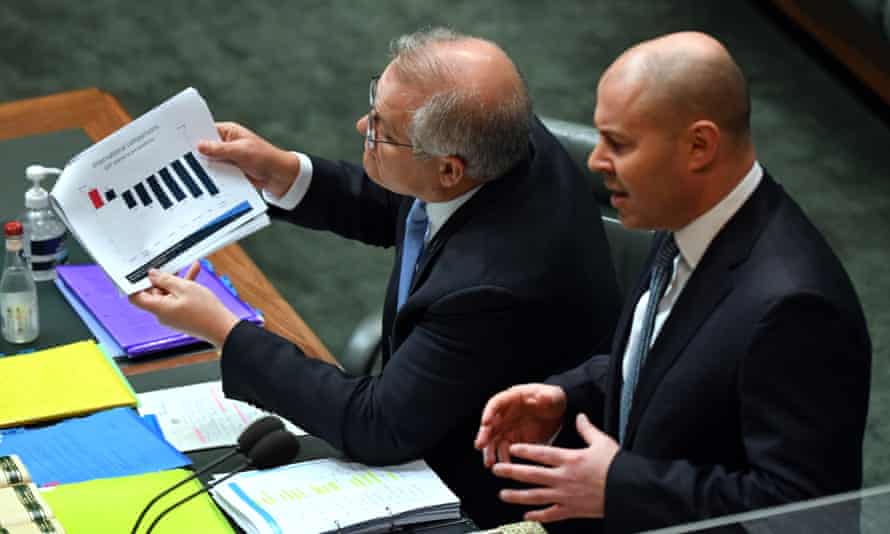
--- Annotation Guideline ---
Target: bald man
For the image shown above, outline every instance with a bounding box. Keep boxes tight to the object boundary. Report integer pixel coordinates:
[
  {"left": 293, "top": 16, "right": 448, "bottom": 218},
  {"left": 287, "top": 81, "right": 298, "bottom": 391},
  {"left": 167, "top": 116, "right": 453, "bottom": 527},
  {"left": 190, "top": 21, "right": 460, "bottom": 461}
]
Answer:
[
  {"left": 131, "top": 28, "right": 621, "bottom": 527},
  {"left": 475, "top": 32, "right": 871, "bottom": 532}
]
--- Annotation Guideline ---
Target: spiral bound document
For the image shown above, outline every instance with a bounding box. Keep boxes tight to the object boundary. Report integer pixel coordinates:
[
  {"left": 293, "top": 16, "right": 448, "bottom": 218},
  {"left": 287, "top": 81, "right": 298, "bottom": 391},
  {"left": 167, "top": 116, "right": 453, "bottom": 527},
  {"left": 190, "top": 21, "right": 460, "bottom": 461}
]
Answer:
[{"left": 211, "top": 459, "right": 461, "bottom": 534}]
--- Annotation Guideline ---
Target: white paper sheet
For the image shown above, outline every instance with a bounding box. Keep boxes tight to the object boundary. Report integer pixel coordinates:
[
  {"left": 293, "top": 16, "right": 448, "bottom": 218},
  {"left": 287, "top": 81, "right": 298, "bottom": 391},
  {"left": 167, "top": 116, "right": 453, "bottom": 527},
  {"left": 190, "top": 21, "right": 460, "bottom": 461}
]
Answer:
[
  {"left": 137, "top": 380, "right": 306, "bottom": 452},
  {"left": 50, "top": 87, "right": 269, "bottom": 293},
  {"left": 211, "top": 459, "right": 460, "bottom": 534}
]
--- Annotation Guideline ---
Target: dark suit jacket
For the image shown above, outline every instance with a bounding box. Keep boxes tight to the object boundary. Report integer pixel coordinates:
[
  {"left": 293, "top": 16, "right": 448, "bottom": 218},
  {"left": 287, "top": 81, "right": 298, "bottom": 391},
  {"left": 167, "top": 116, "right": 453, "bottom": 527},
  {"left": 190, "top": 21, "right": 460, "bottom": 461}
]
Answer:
[
  {"left": 221, "top": 117, "right": 623, "bottom": 528},
  {"left": 550, "top": 174, "right": 871, "bottom": 533}
]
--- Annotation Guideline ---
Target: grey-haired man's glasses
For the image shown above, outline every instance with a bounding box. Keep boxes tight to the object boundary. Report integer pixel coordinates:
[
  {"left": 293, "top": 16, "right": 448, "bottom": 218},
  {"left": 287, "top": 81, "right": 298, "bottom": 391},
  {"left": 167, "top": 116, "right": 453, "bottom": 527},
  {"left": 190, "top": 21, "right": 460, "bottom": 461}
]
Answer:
[{"left": 366, "top": 76, "right": 415, "bottom": 150}]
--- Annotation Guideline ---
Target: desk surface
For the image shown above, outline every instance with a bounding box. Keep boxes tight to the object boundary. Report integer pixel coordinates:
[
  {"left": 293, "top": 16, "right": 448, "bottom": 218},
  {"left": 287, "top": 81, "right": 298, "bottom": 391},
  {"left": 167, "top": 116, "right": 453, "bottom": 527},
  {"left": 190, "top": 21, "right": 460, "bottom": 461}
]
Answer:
[{"left": 0, "top": 88, "right": 336, "bottom": 373}]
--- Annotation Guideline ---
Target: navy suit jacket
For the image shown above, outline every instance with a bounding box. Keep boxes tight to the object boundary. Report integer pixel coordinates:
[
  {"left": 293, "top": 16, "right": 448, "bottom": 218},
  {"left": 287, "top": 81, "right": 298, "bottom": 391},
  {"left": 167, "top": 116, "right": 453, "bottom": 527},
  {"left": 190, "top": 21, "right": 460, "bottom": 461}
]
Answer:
[
  {"left": 221, "top": 117, "right": 623, "bottom": 527},
  {"left": 550, "top": 174, "right": 871, "bottom": 533}
]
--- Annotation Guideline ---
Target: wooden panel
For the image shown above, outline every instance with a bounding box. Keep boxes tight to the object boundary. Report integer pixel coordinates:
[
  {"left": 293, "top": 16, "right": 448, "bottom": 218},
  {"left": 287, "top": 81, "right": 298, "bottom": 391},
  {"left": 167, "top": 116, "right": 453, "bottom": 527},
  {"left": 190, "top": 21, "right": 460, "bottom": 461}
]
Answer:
[
  {"left": 0, "top": 88, "right": 337, "bottom": 374},
  {"left": 768, "top": 0, "right": 890, "bottom": 108}
]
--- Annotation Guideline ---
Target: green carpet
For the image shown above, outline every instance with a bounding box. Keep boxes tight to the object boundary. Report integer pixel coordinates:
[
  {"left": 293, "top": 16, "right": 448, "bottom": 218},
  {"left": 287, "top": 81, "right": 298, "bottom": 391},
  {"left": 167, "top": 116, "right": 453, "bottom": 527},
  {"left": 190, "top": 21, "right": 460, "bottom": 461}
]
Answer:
[{"left": 1, "top": 0, "right": 888, "bottom": 488}]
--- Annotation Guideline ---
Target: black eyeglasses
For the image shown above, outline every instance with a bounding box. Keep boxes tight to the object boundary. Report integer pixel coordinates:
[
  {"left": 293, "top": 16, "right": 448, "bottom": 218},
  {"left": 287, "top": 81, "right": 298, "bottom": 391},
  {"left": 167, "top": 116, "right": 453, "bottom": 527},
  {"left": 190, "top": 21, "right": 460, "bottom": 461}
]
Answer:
[{"left": 366, "top": 76, "right": 415, "bottom": 150}]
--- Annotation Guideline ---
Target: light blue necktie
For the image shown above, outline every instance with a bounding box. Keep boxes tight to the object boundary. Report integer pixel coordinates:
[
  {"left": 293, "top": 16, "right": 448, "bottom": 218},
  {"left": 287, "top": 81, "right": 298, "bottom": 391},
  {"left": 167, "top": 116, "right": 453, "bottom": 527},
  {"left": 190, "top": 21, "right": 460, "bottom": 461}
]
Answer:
[
  {"left": 397, "top": 199, "right": 428, "bottom": 310},
  {"left": 619, "top": 234, "right": 679, "bottom": 444}
]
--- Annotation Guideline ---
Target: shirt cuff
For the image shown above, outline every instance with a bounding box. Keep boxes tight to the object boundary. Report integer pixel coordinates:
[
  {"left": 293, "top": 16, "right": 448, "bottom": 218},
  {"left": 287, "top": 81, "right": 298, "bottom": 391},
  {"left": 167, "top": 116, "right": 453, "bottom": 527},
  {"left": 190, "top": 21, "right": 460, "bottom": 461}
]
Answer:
[{"left": 262, "top": 151, "right": 313, "bottom": 210}]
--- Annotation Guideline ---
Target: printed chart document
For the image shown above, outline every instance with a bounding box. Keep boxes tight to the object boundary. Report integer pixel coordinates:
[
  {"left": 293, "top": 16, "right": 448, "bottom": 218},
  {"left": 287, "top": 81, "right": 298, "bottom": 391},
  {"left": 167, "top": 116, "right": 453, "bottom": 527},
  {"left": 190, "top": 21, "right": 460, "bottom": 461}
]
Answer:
[
  {"left": 138, "top": 381, "right": 306, "bottom": 452},
  {"left": 211, "top": 459, "right": 460, "bottom": 534},
  {"left": 50, "top": 87, "right": 269, "bottom": 294}
]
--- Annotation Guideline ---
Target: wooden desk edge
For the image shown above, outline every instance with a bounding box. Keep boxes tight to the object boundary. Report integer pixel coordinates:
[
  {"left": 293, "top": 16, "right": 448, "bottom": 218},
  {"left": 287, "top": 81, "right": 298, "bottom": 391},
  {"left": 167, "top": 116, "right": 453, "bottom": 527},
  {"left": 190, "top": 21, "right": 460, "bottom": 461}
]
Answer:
[{"left": 0, "top": 88, "right": 337, "bottom": 373}]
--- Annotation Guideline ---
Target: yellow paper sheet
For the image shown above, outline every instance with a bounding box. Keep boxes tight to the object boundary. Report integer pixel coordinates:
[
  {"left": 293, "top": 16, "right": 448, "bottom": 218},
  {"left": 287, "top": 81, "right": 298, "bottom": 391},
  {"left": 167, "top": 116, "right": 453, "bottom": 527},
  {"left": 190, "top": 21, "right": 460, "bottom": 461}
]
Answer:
[
  {"left": 42, "top": 468, "right": 234, "bottom": 534},
  {"left": 0, "top": 340, "right": 137, "bottom": 428}
]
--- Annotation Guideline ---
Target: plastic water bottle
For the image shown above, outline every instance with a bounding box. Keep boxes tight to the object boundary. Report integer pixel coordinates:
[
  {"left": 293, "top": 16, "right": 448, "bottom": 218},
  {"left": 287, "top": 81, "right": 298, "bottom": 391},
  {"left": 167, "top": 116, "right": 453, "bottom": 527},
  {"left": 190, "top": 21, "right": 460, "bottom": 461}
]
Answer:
[
  {"left": 23, "top": 165, "right": 68, "bottom": 281},
  {"left": 1, "top": 221, "right": 39, "bottom": 343}
]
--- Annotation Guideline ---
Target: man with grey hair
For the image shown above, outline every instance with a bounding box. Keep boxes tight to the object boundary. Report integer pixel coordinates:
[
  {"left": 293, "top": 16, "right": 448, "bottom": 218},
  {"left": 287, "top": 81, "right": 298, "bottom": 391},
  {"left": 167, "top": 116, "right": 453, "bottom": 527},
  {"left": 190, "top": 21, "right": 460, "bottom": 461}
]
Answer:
[{"left": 132, "top": 27, "right": 621, "bottom": 527}]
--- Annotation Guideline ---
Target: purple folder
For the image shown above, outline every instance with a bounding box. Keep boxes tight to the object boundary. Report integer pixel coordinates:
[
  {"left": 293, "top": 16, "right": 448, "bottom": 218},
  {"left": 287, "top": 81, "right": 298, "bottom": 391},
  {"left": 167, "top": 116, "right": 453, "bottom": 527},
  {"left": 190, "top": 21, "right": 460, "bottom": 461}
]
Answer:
[{"left": 56, "top": 264, "right": 263, "bottom": 356}]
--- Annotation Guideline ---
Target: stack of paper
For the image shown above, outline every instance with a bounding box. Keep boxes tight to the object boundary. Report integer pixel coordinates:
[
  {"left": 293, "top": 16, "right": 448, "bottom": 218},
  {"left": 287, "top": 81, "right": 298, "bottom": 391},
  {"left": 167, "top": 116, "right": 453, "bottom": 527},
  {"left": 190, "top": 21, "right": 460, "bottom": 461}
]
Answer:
[
  {"left": 49, "top": 87, "right": 269, "bottom": 294},
  {"left": 42, "top": 468, "right": 234, "bottom": 534},
  {"left": 0, "top": 340, "right": 137, "bottom": 428},
  {"left": 211, "top": 459, "right": 460, "bottom": 534},
  {"left": 55, "top": 263, "right": 262, "bottom": 358},
  {"left": 138, "top": 380, "right": 305, "bottom": 452},
  {"left": 0, "top": 408, "right": 191, "bottom": 486}
]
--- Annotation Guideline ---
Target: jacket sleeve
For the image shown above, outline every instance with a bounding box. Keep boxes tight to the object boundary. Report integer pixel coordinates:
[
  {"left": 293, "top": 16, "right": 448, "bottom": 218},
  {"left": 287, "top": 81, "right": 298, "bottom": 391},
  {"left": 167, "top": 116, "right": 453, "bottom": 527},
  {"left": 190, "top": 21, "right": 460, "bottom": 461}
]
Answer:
[
  {"left": 600, "top": 294, "right": 870, "bottom": 532},
  {"left": 266, "top": 155, "right": 403, "bottom": 248},
  {"left": 220, "top": 286, "right": 540, "bottom": 465}
]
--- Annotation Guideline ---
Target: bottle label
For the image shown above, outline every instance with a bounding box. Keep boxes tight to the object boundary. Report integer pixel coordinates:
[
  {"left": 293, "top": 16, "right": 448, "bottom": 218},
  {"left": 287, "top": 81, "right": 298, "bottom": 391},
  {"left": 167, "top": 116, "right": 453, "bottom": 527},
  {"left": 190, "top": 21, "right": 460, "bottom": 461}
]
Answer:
[
  {"left": 28, "top": 235, "right": 67, "bottom": 276},
  {"left": 30, "top": 236, "right": 64, "bottom": 256},
  {"left": 1, "top": 293, "right": 38, "bottom": 343}
]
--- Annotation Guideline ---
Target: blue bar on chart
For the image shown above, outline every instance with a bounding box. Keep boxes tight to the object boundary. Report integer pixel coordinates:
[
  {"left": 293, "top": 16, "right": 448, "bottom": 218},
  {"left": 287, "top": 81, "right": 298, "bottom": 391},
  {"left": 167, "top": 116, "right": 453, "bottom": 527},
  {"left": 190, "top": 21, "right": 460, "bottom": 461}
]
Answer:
[
  {"left": 146, "top": 175, "right": 172, "bottom": 210},
  {"left": 158, "top": 168, "right": 186, "bottom": 201},
  {"left": 171, "top": 160, "right": 202, "bottom": 198},
  {"left": 122, "top": 190, "right": 137, "bottom": 209},
  {"left": 133, "top": 183, "right": 152, "bottom": 207},
  {"left": 184, "top": 152, "right": 219, "bottom": 195}
]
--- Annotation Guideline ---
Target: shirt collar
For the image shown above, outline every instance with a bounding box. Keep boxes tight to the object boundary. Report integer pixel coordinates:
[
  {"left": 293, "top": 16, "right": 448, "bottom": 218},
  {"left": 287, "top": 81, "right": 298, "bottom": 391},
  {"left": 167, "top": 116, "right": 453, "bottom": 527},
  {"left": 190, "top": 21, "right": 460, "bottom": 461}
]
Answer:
[
  {"left": 424, "top": 185, "right": 483, "bottom": 242},
  {"left": 674, "top": 161, "right": 763, "bottom": 269}
]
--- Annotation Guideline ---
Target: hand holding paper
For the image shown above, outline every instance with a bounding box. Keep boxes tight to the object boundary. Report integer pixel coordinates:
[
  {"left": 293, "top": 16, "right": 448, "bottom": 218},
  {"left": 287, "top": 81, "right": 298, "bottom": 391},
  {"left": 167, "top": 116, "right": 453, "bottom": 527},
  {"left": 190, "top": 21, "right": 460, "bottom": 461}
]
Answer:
[
  {"left": 198, "top": 121, "right": 301, "bottom": 198},
  {"left": 129, "top": 263, "right": 239, "bottom": 347}
]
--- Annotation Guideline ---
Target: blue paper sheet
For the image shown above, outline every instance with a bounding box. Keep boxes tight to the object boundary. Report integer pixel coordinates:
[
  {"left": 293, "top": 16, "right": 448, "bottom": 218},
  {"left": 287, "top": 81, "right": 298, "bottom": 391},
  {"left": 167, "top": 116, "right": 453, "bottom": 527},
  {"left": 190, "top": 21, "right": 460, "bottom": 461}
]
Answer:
[{"left": 0, "top": 407, "right": 190, "bottom": 486}]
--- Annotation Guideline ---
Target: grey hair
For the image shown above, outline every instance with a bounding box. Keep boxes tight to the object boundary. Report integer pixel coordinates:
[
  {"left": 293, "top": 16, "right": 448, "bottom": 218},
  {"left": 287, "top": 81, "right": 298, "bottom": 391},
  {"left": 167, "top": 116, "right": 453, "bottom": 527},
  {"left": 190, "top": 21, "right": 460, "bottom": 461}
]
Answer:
[{"left": 389, "top": 28, "right": 531, "bottom": 182}]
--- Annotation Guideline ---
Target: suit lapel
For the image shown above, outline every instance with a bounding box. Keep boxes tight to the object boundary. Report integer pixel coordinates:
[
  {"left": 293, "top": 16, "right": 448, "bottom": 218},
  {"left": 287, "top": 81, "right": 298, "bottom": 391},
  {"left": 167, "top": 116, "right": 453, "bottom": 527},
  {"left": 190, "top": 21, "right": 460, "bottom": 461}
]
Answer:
[{"left": 620, "top": 175, "right": 782, "bottom": 447}]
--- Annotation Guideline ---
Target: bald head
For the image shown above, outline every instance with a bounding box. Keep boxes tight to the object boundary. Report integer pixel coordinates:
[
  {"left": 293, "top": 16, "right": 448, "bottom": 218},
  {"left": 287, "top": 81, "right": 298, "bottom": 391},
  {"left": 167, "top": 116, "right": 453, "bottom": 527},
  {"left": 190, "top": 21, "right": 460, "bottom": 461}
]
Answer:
[
  {"left": 386, "top": 28, "right": 531, "bottom": 181},
  {"left": 604, "top": 31, "right": 751, "bottom": 142}
]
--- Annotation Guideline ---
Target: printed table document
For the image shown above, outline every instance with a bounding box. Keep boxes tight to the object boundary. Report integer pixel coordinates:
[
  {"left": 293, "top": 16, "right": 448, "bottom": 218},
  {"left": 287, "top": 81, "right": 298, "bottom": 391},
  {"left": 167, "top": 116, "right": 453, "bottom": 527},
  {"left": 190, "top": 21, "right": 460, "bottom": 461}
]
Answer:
[
  {"left": 50, "top": 87, "right": 269, "bottom": 294},
  {"left": 138, "top": 381, "right": 306, "bottom": 452}
]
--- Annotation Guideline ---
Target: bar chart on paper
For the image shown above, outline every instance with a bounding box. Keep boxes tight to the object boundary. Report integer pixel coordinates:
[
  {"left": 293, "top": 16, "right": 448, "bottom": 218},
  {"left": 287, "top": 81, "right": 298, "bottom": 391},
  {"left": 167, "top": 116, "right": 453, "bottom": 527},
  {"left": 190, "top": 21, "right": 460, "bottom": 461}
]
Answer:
[
  {"left": 87, "top": 152, "right": 220, "bottom": 212},
  {"left": 50, "top": 88, "right": 269, "bottom": 294}
]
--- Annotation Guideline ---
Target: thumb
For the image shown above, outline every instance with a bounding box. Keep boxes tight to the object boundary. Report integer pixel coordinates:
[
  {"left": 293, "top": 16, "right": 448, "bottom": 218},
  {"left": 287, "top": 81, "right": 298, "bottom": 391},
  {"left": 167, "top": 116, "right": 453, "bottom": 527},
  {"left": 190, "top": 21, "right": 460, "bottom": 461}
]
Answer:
[
  {"left": 575, "top": 413, "right": 602, "bottom": 446},
  {"left": 198, "top": 138, "right": 247, "bottom": 161}
]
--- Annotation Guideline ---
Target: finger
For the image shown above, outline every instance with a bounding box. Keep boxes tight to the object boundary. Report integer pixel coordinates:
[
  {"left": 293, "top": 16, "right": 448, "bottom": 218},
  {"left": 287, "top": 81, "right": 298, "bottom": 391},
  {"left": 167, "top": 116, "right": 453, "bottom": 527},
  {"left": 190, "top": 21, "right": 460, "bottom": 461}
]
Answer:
[
  {"left": 148, "top": 269, "right": 189, "bottom": 294},
  {"left": 492, "top": 462, "right": 558, "bottom": 487},
  {"left": 525, "top": 504, "right": 572, "bottom": 523},
  {"left": 509, "top": 443, "right": 570, "bottom": 467},
  {"left": 128, "top": 291, "right": 164, "bottom": 313},
  {"left": 184, "top": 261, "right": 201, "bottom": 281},
  {"left": 479, "top": 391, "right": 510, "bottom": 425},
  {"left": 482, "top": 443, "right": 496, "bottom": 468},
  {"left": 575, "top": 413, "right": 601, "bottom": 445},
  {"left": 474, "top": 424, "right": 491, "bottom": 450},
  {"left": 497, "top": 440, "right": 512, "bottom": 464},
  {"left": 499, "top": 488, "right": 559, "bottom": 506},
  {"left": 215, "top": 121, "right": 242, "bottom": 140}
]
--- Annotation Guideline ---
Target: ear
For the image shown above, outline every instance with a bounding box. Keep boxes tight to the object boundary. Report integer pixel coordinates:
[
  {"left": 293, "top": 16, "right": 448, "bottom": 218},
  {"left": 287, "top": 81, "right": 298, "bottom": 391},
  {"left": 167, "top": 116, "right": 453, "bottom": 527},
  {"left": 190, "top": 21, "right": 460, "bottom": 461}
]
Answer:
[
  {"left": 437, "top": 155, "right": 466, "bottom": 189},
  {"left": 687, "top": 120, "right": 720, "bottom": 172}
]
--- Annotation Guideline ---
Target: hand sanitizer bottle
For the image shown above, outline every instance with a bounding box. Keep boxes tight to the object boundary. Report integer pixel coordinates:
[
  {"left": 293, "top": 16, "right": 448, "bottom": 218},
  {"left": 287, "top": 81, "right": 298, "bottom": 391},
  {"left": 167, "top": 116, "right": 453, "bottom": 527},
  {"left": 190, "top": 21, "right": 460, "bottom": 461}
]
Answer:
[
  {"left": 1, "top": 221, "right": 39, "bottom": 343},
  {"left": 23, "top": 165, "right": 68, "bottom": 281}
]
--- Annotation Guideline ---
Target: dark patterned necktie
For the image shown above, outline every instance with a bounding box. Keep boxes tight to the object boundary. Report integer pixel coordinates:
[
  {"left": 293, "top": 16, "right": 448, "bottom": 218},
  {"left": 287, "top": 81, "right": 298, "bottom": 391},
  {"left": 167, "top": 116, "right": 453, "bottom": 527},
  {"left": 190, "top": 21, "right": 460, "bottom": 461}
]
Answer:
[{"left": 619, "top": 234, "right": 679, "bottom": 443}]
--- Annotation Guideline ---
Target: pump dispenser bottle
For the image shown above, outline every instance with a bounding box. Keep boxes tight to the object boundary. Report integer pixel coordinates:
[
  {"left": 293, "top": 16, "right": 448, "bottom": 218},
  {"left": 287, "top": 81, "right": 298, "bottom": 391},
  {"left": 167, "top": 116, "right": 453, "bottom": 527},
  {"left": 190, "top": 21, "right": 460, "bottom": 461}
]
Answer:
[{"left": 23, "top": 165, "right": 68, "bottom": 281}]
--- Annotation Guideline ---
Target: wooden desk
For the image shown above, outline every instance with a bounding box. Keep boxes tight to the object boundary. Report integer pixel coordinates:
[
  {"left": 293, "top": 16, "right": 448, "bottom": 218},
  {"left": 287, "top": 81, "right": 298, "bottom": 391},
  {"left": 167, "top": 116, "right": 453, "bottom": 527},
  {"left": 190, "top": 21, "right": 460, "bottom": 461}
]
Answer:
[{"left": 0, "top": 88, "right": 336, "bottom": 374}]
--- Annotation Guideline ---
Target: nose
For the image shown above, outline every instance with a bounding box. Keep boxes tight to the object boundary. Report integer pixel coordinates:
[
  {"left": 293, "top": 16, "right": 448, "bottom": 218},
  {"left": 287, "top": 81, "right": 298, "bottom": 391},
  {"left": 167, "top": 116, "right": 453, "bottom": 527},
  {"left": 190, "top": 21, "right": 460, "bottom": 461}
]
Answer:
[
  {"left": 587, "top": 142, "right": 611, "bottom": 174},
  {"left": 356, "top": 114, "right": 368, "bottom": 137}
]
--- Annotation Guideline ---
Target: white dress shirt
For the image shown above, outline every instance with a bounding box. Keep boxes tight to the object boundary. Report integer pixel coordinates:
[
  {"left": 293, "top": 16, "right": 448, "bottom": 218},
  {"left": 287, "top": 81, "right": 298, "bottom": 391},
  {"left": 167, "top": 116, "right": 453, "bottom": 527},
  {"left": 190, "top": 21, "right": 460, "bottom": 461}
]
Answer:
[
  {"left": 621, "top": 162, "right": 764, "bottom": 381},
  {"left": 263, "top": 151, "right": 481, "bottom": 241}
]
